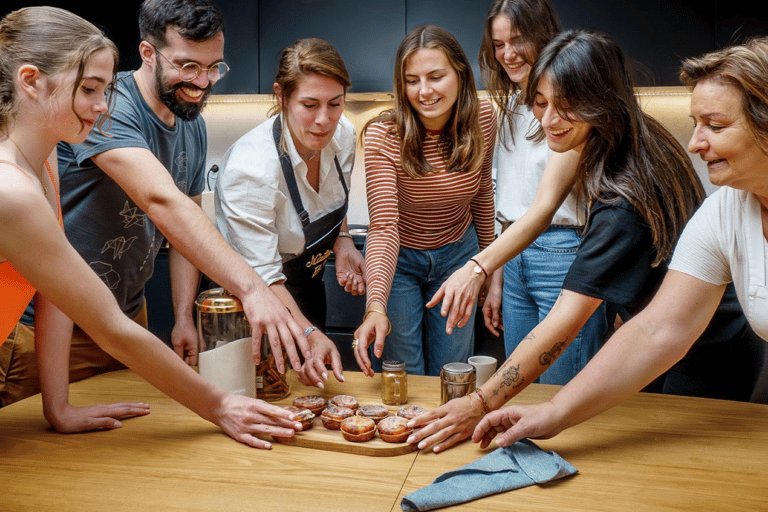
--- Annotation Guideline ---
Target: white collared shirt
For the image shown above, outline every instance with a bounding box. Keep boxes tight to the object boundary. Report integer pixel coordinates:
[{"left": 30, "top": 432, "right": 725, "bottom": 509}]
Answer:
[{"left": 215, "top": 114, "right": 355, "bottom": 285}]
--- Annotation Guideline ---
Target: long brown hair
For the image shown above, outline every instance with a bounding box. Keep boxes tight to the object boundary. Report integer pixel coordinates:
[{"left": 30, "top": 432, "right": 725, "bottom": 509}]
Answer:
[
  {"left": 526, "top": 30, "right": 705, "bottom": 266},
  {"left": 679, "top": 36, "right": 768, "bottom": 155},
  {"left": 478, "top": 0, "right": 561, "bottom": 147},
  {"left": 363, "top": 25, "right": 483, "bottom": 178},
  {"left": 0, "top": 6, "right": 118, "bottom": 134}
]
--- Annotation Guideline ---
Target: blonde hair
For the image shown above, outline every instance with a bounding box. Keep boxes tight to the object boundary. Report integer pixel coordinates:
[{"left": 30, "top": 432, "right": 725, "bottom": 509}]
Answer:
[{"left": 0, "top": 6, "right": 118, "bottom": 133}]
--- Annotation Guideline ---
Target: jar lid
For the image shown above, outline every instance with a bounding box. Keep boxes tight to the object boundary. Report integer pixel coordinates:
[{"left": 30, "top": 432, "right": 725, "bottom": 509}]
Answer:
[
  {"left": 441, "top": 362, "right": 476, "bottom": 375},
  {"left": 382, "top": 360, "right": 405, "bottom": 371},
  {"left": 195, "top": 287, "right": 243, "bottom": 313}
]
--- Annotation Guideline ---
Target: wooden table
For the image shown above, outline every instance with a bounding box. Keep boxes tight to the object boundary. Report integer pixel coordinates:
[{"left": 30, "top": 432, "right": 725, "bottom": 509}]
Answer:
[{"left": 2, "top": 370, "right": 767, "bottom": 511}]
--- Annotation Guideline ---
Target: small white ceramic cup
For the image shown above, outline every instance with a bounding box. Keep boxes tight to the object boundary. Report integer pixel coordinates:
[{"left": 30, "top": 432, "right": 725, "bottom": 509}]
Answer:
[{"left": 468, "top": 355, "right": 497, "bottom": 387}]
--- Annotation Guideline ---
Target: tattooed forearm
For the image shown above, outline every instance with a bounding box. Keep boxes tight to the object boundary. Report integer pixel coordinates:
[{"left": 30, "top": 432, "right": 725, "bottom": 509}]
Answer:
[{"left": 539, "top": 339, "right": 567, "bottom": 367}]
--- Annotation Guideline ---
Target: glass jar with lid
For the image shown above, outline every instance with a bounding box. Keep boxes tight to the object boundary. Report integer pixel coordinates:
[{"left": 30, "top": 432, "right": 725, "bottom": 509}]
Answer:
[{"left": 381, "top": 360, "right": 407, "bottom": 405}]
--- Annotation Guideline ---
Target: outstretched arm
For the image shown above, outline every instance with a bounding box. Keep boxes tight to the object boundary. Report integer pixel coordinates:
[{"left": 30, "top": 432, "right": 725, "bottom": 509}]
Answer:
[
  {"left": 428, "top": 150, "right": 582, "bottom": 333},
  {"left": 473, "top": 271, "right": 725, "bottom": 448},
  {"left": 91, "top": 148, "right": 307, "bottom": 373},
  {"left": 409, "top": 288, "right": 602, "bottom": 452}
]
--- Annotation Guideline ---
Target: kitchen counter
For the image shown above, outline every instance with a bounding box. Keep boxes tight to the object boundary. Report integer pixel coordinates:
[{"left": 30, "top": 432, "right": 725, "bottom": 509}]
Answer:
[{"left": 2, "top": 369, "right": 768, "bottom": 511}]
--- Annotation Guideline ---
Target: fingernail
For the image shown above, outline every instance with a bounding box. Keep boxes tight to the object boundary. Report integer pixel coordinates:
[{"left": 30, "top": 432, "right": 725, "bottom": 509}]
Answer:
[
  {"left": 406, "top": 420, "right": 415, "bottom": 428},
  {"left": 316, "top": 381, "right": 324, "bottom": 389},
  {"left": 496, "top": 439, "right": 507, "bottom": 448},
  {"left": 322, "top": 372, "right": 328, "bottom": 380},
  {"left": 407, "top": 435, "right": 415, "bottom": 444},
  {"left": 418, "top": 441, "right": 426, "bottom": 449}
]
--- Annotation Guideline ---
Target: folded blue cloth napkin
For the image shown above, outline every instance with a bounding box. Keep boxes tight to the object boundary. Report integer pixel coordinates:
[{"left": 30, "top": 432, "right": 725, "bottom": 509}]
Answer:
[{"left": 401, "top": 439, "right": 578, "bottom": 511}]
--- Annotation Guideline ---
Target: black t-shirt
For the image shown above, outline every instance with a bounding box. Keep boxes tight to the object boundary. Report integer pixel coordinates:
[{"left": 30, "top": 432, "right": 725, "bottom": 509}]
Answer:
[
  {"left": 562, "top": 198, "right": 664, "bottom": 317},
  {"left": 562, "top": 196, "right": 750, "bottom": 377}
]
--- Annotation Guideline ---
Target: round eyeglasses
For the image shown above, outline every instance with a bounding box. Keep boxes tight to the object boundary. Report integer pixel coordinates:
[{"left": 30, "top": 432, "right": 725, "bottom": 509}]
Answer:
[{"left": 153, "top": 45, "right": 230, "bottom": 83}]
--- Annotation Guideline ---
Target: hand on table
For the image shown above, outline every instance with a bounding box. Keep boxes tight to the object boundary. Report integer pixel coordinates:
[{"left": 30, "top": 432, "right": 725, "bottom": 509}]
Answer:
[
  {"left": 213, "top": 394, "right": 303, "bottom": 449},
  {"left": 472, "top": 401, "right": 565, "bottom": 448},
  {"left": 427, "top": 261, "right": 485, "bottom": 335},
  {"left": 47, "top": 401, "right": 151, "bottom": 433},
  {"left": 242, "top": 288, "right": 309, "bottom": 374},
  {"left": 352, "top": 311, "right": 389, "bottom": 378},
  {"left": 295, "top": 332, "right": 345, "bottom": 388},
  {"left": 406, "top": 395, "right": 484, "bottom": 453},
  {"left": 171, "top": 316, "right": 198, "bottom": 366}
]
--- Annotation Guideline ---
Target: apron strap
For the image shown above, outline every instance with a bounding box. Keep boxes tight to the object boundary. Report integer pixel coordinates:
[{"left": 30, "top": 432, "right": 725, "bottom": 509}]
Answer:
[{"left": 273, "top": 115, "right": 310, "bottom": 227}]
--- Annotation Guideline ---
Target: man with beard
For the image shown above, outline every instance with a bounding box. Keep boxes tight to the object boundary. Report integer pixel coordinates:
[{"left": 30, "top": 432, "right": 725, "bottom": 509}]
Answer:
[{"left": 0, "top": 0, "right": 323, "bottom": 420}]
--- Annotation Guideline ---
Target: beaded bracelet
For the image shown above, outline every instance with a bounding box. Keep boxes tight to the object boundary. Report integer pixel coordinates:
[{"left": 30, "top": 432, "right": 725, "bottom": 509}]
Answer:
[{"left": 364, "top": 309, "right": 392, "bottom": 335}]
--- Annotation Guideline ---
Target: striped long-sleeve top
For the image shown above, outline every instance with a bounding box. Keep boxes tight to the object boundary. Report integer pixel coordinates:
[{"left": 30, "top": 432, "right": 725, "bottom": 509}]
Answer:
[{"left": 363, "top": 99, "right": 497, "bottom": 309}]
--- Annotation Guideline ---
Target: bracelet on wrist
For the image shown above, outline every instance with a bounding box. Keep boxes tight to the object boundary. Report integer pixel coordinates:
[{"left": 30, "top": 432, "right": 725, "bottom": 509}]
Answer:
[
  {"left": 364, "top": 309, "right": 392, "bottom": 335},
  {"left": 472, "top": 389, "right": 491, "bottom": 414},
  {"left": 337, "top": 231, "right": 353, "bottom": 240},
  {"left": 469, "top": 258, "right": 488, "bottom": 279}
]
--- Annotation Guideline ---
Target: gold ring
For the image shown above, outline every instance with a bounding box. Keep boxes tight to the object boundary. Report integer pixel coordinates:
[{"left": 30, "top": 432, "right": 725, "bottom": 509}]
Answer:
[{"left": 352, "top": 339, "right": 358, "bottom": 350}]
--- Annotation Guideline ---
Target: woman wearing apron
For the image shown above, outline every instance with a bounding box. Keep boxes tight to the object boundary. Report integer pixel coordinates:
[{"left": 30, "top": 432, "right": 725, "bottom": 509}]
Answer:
[{"left": 215, "top": 38, "right": 364, "bottom": 388}]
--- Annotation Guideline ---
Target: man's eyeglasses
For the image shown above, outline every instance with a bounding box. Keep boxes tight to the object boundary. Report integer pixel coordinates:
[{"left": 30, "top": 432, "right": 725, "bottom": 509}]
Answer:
[{"left": 152, "top": 44, "right": 230, "bottom": 83}]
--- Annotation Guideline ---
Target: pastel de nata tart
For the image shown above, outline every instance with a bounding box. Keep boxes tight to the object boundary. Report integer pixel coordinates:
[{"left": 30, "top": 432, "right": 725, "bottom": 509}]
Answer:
[
  {"left": 292, "top": 395, "right": 326, "bottom": 416},
  {"left": 329, "top": 394, "right": 359, "bottom": 411},
  {"left": 356, "top": 404, "right": 389, "bottom": 424},
  {"left": 283, "top": 405, "right": 315, "bottom": 431},
  {"left": 377, "top": 415, "right": 413, "bottom": 443},
  {"left": 340, "top": 416, "right": 376, "bottom": 442},
  {"left": 396, "top": 405, "right": 427, "bottom": 420},
  {"left": 320, "top": 406, "right": 354, "bottom": 430}
]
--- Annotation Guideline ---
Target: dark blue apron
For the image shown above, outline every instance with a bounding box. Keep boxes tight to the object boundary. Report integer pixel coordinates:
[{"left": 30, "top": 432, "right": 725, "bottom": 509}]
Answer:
[{"left": 272, "top": 116, "right": 349, "bottom": 328}]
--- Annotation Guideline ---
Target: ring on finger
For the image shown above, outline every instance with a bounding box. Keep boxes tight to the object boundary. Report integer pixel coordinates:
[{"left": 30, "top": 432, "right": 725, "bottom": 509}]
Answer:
[{"left": 352, "top": 339, "right": 358, "bottom": 350}]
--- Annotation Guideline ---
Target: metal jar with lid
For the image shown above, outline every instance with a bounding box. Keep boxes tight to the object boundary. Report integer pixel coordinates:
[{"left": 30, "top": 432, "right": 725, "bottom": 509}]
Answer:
[
  {"left": 440, "top": 362, "right": 476, "bottom": 405},
  {"left": 195, "top": 288, "right": 289, "bottom": 401},
  {"left": 381, "top": 360, "right": 407, "bottom": 405},
  {"left": 195, "top": 288, "right": 251, "bottom": 353}
]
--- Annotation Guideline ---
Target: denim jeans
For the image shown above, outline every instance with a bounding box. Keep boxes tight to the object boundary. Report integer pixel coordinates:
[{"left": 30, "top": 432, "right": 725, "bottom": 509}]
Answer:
[
  {"left": 383, "top": 224, "right": 478, "bottom": 376},
  {"left": 502, "top": 226, "right": 607, "bottom": 385}
]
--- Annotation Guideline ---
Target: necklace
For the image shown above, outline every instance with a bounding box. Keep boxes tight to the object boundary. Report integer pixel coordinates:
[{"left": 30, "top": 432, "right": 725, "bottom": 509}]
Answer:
[{"left": 7, "top": 136, "right": 47, "bottom": 196}]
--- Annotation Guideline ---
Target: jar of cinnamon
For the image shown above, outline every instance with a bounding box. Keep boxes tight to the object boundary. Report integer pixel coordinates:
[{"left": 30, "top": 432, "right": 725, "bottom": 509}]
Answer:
[{"left": 381, "top": 360, "right": 407, "bottom": 405}]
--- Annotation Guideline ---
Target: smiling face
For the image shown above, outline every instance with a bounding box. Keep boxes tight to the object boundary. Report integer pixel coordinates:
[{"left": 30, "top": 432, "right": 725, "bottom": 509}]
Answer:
[
  {"left": 491, "top": 15, "right": 533, "bottom": 86},
  {"left": 403, "top": 47, "right": 460, "bottom": 131},
  {"left": 277, "top": 72, "right": 345, "bottom": 154},
  {"left": 688, "top": 79, "right": 768, "bottom": 194},
  {"left": 152, "top": 28, "right": 224, "bottom": 121},
  {"left": 531, "top": 73, "right": 592, "bottom": 153},
  {"left": 50, "top": 47, "right": 114, "bottom": 144}
]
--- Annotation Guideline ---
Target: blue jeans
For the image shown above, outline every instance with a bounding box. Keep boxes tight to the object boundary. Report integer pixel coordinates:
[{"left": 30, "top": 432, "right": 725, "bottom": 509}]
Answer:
[
  {"left": 382, "top": 224, "right": 478, "bottom": 376},
  {"left": 502, "top": 226, "right": 607, "bottom": 385}
]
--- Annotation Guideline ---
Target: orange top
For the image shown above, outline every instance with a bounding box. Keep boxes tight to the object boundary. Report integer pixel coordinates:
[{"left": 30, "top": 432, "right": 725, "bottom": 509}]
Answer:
[{"left": 0, "top": 160, "right": 61, "bottom": 339}]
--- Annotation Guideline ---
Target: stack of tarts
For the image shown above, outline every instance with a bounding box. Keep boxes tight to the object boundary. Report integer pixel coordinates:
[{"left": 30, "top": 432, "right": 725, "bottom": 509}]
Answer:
[{"left": 289, "top": 394, "right": 424, "bottom": 444}]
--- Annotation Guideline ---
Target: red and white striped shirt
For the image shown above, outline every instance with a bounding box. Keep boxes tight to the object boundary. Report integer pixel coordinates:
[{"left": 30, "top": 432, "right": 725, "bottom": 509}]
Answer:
[{"left": 364, "top": 99, "right": 497, "bottom": 308}]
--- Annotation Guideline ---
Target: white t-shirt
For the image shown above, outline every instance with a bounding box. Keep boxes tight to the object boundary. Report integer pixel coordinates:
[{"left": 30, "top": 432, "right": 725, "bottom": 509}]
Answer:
[
  {"left": 669, "top": 186, "right": 768, "bottom": 340},
  {"left": 214, "top": 114, "right": 355, "bottom": 286},
  {"left": 494, "top": 101, "right": 582, "bottom": 230}
]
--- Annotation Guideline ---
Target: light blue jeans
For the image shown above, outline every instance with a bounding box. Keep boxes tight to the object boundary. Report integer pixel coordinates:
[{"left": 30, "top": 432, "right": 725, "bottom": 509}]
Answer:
[
  {"left": 382, "top": 224, "right": 478, "bottom": 376},
  {"left": 502, "top": 226, "right": 607, "bottom": 385}
]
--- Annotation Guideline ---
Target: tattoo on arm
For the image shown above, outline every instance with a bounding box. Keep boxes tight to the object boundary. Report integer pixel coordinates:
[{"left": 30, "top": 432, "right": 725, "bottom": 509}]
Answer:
[{"left": 539, "top": 339, "right": 567, "bottom": 367}]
